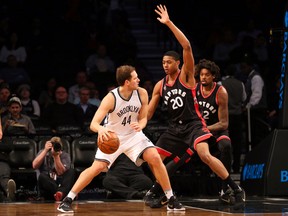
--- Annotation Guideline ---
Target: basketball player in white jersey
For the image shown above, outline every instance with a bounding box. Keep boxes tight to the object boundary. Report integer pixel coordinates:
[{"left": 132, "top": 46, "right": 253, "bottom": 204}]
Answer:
[{"left": 57, "top": 65, "right": 185, "bottom": 213}]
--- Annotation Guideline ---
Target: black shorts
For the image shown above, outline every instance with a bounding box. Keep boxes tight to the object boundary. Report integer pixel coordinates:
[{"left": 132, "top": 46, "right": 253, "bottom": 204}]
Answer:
[
  {"left": 155, "top": 121, "right": 214, "bottom": 158},
  {"left": 212, "top": 130, "right": 230, "bottom": 142}
]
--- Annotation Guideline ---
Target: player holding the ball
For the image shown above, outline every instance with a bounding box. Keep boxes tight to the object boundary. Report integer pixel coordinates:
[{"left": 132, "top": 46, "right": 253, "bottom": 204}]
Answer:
[{"left": 57, "top": 65, "right": 185, "bottom": 213}]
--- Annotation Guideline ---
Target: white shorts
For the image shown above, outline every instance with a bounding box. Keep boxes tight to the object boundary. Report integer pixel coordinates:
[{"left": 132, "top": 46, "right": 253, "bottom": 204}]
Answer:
[{"left": 95, "top": 131, "right": 155, "bottom": 169}]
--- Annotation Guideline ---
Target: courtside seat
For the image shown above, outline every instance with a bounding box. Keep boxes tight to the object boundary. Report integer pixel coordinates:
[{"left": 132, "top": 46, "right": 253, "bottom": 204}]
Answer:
[
  {"left": 56, "top": 125, "right": 83, "bottom": 142},
  {"left": 8, "top": 138, "right": 38, "bottom": 190},
  {"left": 71, "top": 135, "right": 106, "bottom": 197},
  {"left": 71, "top": 136, "right": 97, "bottom": 174}
]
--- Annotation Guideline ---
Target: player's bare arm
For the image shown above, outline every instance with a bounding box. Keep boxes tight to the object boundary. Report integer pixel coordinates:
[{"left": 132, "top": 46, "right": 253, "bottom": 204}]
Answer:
[
  {"left": 155, "top": 4, "right": 195, "bottom": 86},
  {"left": 148, "top": 80, "right": 162, "bottom": 120},
  {"left": 132, "top": 87, "right": 149, "bottom": 131},
  {"left": 90, "top": 92, "right": 115, "bottom": 143},
  {"left": 207, "top": 86, "right": 229, "bottom": 131}
]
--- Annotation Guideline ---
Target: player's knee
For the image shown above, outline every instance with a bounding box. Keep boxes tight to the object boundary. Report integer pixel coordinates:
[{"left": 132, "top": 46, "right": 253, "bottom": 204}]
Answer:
[
  {"left": 146, "top": 153, "right": 162, "bottom": 167},
  {"left": 90, "top": 161, "right": 108, "bottom": 174},
  {"left": 218, "top": 139, "right": 231, "bottom": 152}
]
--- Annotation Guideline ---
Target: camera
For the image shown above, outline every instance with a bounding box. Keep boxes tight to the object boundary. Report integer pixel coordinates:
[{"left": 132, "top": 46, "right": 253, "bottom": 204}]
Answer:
[{"left": 51, "top": 141, "right": 62, "bottom": 152}]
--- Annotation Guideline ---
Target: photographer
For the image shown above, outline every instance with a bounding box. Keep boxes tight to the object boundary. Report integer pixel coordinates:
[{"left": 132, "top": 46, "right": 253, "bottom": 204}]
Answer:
[{"left": 32, "top": 137, "right": 75, "bottom": 201}]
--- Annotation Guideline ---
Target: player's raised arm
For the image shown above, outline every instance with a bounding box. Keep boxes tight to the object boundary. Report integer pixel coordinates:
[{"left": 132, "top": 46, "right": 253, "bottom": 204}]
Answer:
[{"left": 155, "top": 4, "right": 195, "bottom": 84}]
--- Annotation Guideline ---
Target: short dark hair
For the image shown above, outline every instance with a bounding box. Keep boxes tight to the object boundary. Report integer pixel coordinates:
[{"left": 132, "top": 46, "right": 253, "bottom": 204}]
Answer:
[{"left": 163, "top": 51, "right": 180, "bottom": 61}]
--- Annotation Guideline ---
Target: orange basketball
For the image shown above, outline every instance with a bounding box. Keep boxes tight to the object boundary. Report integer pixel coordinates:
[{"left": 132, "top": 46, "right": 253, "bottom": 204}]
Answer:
[{"left": 97, "top": 131, "right": 120, "bottom": 154}]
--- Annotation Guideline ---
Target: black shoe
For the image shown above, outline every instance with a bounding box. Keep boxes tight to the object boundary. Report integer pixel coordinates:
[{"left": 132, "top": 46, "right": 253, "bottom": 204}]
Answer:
[
  {"left": 57, "top": 197, "right": 73, "bottom": 213},
  {"left": 143, "top": 191, "right": 157, "bottom": 206},
  {"left": 167, "top": 196, "right": 185, "bottom": 211},
  {"left": 219, "top": 188, "right": 235, "bottom": 205},
  {"left": 149, "top": 194, "right": 168, "bottom": 208},
  {"left": 234, "top": 187, "right": 246, "bottom": 203}
]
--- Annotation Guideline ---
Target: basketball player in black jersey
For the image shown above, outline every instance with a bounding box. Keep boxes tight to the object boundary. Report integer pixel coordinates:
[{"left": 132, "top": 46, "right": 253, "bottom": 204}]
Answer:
[
  {"left": 195, "top": 59, "right": 233, "bottom": 200},
  {"left": 144, "top": 4, "right": 245, "bottom": 207}
]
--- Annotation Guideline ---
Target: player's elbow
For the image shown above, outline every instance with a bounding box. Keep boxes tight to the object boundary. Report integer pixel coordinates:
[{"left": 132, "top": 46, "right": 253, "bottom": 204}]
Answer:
[
  {"left": 222, "top": 122, "right": 229, "bottom": 130},
  {"left": 89, "top": 124, "right": 97, "bottom": 133},
  {"left": 183, "top": 43, "right": 192, "bottom": 51},
  {"left": 147, "top": 111, "right": 153, "bottom": 120},
  {"left": 147, "top": 107, "right": 156, "bottom": 120}
]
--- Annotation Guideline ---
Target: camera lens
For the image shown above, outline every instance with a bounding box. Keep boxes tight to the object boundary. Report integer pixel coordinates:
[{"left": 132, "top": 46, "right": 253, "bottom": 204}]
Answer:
[{"left": 52, "top": 142, "right": 62, "bottom": 152}]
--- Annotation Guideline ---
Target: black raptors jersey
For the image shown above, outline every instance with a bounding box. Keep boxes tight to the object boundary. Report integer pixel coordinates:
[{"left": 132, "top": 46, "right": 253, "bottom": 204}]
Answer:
[
  {"left": 161, "top": 73, "right": 205, "bottom": 130},
  {"left": 196, "top": 82, "right": 222, "bottom": 125}
]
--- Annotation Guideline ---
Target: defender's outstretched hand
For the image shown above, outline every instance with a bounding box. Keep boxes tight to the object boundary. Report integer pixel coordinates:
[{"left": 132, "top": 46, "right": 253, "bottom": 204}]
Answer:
[{"left": 155, "top": 4, "right": 170, "bottom": 24}]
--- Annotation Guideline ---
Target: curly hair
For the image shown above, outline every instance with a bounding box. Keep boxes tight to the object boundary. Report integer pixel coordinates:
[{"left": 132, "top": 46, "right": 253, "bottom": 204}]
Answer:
[{"left": 195, "top": 59, "right": 221, "bottom": 80}]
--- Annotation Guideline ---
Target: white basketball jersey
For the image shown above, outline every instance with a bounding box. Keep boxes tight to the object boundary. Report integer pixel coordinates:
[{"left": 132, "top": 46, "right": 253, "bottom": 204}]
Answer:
[{"left": 104, "top": 88, "right": 142, "bottom": 136}]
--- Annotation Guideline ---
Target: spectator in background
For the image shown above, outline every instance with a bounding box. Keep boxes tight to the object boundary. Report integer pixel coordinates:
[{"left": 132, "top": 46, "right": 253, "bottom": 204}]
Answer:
[
  {"left": 86, "top": 44, "right": 116, "bottom": 96},
  {"left": 72, "top": 81, "right": 101, "bottom": 107},
  {"left": 241, "top": 52, "right": 268, "bottom": 148},
  {"left": 236, "top": 19, "right": 262, "bottom": 45},
  {"left": 85, "top": 43, "right": 115, "bottom": 75},
  {"left": 0, "top": 83, "right": 11, "bottom": 117},
  {"left": 141, "top": 80, "right": 154, "bottom": 100},
  {"left": 253, "top": 33, "right": 269, "bottom": 64},
  {"left": 84, "top": 81, "right": 101, "bottom": 107},
  {"left": 76, "top": 86, "right": 98, "bottom": 132},
  {"left": 219, "top": 64, "right": 247, "bottom": 174},
  {"left": 32, "top": 136, "right": 75, "bottom": 201},
  {"left": 0, "top": 54, "right": 30, "bottom": 91},
  {"left": 38, "top": 77, "right": 57, "bottom": 110},
  {"left": 0, "top": 31, "right": 27, "bottom": 66},
  {"left": 103, "top": 153, "right": 153, "bottom": 199},
  {"left": 1, "top": 96, "right": 36, "bottom": 135},
  {"left": 17, "top": 84, "right": 40, "bottom": 121},
  {"left": 41, "top": 86, "right": 82, "bottom": 133},
  {"left": 212, "top": 27, "right": 237, "bottom": 70},
  {"left": 68, "top": 71, "right": 88, "bottom": 104}
]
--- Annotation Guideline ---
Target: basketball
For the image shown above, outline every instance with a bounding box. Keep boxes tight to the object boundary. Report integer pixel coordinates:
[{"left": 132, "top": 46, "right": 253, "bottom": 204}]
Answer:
[{"left": 97, "top": 131, "right": 120, "bottom": 154}]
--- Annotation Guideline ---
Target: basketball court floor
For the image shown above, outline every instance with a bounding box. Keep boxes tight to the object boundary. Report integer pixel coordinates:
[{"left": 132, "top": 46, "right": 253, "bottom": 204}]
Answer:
[{"left": 0, "top": 196, "right": 287, "bottom": 216}]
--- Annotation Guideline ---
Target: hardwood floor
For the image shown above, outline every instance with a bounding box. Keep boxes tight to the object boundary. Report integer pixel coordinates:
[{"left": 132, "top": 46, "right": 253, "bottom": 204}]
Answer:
[
  {"left": 0, "top": 197, "right": 287, "bottom": 216},
  {"left": 0, "top": 201, "right": 189, "bottom": 216}
]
